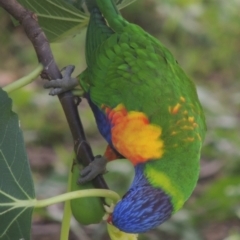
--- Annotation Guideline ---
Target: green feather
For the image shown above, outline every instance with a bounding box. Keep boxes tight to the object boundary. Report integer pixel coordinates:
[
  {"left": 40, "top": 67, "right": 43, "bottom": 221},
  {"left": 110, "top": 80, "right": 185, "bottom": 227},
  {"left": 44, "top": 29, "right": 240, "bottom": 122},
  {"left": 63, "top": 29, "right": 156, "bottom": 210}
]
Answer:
[{"left": 79, "top": 0, "right": 206, "bottom": 213}]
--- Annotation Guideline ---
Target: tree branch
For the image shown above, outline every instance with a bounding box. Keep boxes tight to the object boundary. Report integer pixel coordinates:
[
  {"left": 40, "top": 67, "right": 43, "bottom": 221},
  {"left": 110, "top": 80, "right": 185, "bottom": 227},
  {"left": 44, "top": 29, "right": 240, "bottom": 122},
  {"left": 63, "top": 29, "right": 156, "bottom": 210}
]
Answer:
[{"left": 0, "top": 0, "right": 108, "bottom": 190}]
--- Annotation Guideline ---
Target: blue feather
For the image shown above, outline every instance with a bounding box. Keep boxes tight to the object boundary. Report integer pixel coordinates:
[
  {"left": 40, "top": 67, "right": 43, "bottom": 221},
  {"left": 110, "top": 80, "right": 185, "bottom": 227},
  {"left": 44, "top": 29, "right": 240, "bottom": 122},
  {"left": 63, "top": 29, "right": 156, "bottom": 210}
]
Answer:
[
  {"left": 85, "top": 95, "right": 172, "bottom": 232},
  {"left": 86, "top": 93, "right": 112, "bottom": 144},
  {"left": 86, "top": 93, "right": 124, "bottom": 159},
  {"left": 112, "top": 163, "right": 173, "bottom": 233}
]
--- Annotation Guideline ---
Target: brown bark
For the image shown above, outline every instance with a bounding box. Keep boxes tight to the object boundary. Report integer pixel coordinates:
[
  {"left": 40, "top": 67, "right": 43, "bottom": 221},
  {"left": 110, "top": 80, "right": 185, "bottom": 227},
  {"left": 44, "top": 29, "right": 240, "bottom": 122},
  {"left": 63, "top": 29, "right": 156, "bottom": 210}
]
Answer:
[{"left": 0, "top": 0, "right": 108, "bottom": 190}]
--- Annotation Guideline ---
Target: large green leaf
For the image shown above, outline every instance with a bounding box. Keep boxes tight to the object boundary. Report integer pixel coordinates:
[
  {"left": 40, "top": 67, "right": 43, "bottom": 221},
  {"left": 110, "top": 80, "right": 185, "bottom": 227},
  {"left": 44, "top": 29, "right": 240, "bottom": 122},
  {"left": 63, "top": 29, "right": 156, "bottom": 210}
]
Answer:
[
  {"left": 16, "top": 0, "right": 89, "bottom": 42},
  {"left": 14, "top": 0, "right": 136, "bottom": 42},
  {"left": 63, "top": 0, "right": 136, "bottom": 11},
  {"left": 115, "top": 0, "right": 136, "bottom": 10},
  {"left": 0, "top": 88, "right": 35, "bottom": 240}
]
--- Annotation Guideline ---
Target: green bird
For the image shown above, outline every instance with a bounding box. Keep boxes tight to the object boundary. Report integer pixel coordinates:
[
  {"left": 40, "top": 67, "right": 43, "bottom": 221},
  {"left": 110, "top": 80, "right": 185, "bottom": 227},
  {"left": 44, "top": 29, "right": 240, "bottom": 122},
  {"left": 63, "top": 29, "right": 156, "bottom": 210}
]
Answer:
[{"left": 45, "top": 0, "right": 206, "bottom": 233}]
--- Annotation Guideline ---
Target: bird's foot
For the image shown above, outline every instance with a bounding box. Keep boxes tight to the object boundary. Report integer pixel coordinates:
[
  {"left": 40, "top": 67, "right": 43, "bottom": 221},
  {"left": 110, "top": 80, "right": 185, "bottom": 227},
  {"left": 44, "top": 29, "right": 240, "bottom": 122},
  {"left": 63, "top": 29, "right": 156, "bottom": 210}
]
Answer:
[
  {"left": 78, "top": 155, "right": 108, "bottom": 184},
  {"left": 44, "top": 65, "right": 79, "bottom": 95}
]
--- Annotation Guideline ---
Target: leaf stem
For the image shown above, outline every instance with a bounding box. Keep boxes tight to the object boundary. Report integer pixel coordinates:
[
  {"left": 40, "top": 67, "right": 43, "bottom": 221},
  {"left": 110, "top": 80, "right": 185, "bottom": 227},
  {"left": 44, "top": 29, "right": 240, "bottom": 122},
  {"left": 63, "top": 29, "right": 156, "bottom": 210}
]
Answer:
[
  {"left": 34, "top": 189, "right": 120, "bottom": 208},
  {"left": 2, "top": 64, "right": 43, "bottom": 93},
  {"left": 60, "top": 162, "right": 73, "bottom": 240}
]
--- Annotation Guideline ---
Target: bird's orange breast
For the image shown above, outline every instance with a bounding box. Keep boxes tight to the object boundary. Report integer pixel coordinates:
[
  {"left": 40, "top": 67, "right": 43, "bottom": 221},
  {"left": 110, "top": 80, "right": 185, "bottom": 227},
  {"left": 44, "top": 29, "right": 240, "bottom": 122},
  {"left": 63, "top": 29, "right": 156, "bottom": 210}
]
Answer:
[{"left": 102, "top": 104, "right": 164, "bottom": 165}]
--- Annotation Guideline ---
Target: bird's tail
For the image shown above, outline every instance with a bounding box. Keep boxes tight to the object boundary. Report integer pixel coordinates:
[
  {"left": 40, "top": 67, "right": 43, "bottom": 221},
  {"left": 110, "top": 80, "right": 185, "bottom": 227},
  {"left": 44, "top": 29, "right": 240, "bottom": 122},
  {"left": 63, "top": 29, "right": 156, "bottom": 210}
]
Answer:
[
  {"left": 85, "top": 0, "right": 98, "bottom": 12},
  {"left": 95, "top": 0, "right": 128, "bottom": 32},
  {"left": 85, "top": 7, "right": 113, "bottom": 65}
]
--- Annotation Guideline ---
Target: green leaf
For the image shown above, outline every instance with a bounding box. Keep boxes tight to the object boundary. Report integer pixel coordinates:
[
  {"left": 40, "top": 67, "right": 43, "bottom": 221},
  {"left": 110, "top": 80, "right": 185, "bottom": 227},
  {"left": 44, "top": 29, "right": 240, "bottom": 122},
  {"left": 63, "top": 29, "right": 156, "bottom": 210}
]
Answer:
[
  {"left": 62, "top": 0, "right": 136, "bottom": 11},
  {"left": 15, "top": 0, "right": 89, "bottom": 42},
  {"left": 115, "top": 0, "right": 137, "bottom": 10},
  {"left": 62, "top": 0, "right": 85, "bottom": 11},
  {"left": 0, "top": 88, "right": 35, "bottom": 240},
  {"left": 13, "top": 0, "right": 136, "bottom": 42}
]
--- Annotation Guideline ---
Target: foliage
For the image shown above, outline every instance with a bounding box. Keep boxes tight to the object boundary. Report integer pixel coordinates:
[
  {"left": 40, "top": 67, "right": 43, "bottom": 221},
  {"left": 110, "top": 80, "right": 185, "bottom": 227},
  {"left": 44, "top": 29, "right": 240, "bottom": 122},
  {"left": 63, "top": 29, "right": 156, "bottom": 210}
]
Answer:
[
  {"left": 0, "top": 88, "right": 35, "bottom": 239},
  {"left": 0, "top": 0, "right": 240, "bottom": 239},
  {"left": 14, "top": 0, "right": 136, "bottom": 42},
  {"left": 0, "top": 0, "right": 128, "bottom": 239}
]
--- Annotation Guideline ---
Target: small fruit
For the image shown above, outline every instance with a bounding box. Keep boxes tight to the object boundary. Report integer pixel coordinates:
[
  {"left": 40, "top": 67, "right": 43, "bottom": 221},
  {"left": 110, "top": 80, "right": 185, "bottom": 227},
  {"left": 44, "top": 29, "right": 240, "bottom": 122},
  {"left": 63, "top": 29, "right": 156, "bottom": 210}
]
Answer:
[{"left": 70, "top": 162, "right": 105, "bottom": 225}]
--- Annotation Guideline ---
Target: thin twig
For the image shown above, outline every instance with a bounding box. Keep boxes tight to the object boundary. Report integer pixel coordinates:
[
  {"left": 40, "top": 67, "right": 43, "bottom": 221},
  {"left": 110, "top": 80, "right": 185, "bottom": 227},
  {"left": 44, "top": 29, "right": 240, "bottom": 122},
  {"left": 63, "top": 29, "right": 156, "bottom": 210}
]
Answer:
[{"left": 0, "top": 0, "right": 108, "bottom": 190}]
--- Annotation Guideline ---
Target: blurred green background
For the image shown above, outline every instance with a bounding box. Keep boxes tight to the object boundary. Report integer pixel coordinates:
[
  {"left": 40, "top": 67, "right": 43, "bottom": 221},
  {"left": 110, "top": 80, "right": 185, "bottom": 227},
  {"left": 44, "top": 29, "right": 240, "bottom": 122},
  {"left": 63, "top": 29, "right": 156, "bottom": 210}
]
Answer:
[{"left": 0, "top": 0, "right": 240, "bottom": 239}]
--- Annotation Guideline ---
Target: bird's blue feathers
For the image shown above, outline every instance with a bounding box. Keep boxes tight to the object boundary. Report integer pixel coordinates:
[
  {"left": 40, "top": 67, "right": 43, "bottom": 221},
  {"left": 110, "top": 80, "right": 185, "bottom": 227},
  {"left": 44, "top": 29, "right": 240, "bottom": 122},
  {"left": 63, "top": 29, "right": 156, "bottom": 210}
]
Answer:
[
  {"left": 85, "top": 97, "right": 173, "bottom": 233},
  {"left": 112, "top": 164, "right": 173, "bottom": 233},
  {"left": 86, "top": 93, "right": 112, "bottom": 144}
]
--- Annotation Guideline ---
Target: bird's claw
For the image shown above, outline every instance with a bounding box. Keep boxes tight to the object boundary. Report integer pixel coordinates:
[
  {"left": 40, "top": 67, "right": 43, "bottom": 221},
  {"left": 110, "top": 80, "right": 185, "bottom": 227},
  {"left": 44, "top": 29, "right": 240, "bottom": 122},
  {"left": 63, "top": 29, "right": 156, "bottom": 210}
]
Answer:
[
  {"left": 78, "top": 155, "right": 108, "bottom": 184},
  {"left": 43, "top": 65, "right": 78, "bottom": 95},
  {"left": 103, "top": 203, "right": 115, "bottom": 221}
]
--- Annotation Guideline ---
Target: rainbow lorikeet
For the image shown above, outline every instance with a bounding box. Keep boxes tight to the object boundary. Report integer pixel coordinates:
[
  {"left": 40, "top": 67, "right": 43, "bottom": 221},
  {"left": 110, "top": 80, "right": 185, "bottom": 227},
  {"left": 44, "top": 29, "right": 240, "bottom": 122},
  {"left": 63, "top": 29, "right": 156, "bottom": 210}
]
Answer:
[{"left": 44, "top": 0, "right": 206, "bottom": 234}]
